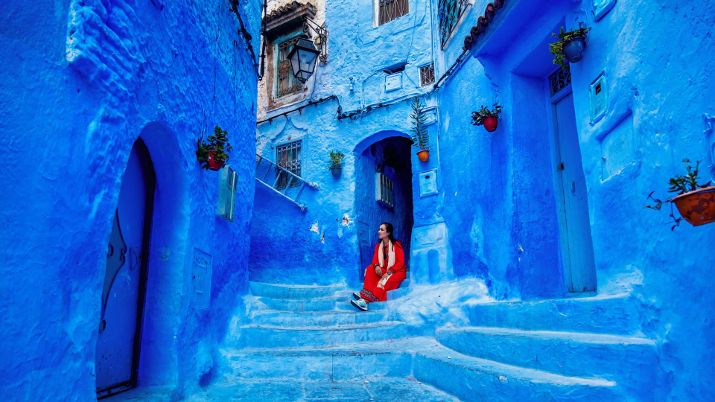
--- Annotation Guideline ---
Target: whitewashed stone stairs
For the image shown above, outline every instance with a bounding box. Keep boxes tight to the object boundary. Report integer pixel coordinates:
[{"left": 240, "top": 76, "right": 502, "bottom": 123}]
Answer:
[{"left": 210, "top": 282, "right": 658, "bottom": 401}]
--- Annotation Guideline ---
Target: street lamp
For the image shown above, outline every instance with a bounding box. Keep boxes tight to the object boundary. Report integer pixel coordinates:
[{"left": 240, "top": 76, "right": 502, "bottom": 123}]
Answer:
[{"left": 287, "top": 35, "right": 320, "bottom": 83}]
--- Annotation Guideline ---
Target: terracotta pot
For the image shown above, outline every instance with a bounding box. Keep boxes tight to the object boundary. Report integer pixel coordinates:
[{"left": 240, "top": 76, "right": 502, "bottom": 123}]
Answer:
[
  {"left": 563, "top": 37, "right": 587, "bottom": 63},
  {"left": 207, "top": 151, "right": 225, "bottom": 171},
  {"left": 417, "top": 150, "right": 430, "bottom": 163},
  {"left": 483, "top": 116, "right": 499, "bottom": 132},
  {"left": 671, "top": 186, "right": 715, "bottom": 226}
]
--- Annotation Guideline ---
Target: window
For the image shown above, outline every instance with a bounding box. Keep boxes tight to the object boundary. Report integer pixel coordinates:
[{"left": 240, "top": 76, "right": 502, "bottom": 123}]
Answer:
[
  {"left": 419, "top": 63, "right": 435, "bottom": 86},
  {"left": 375, "top": 172, "right": 395, "bottom": 208},
  {"left": 378, "top": 0, "right": 409, "bottom": 26},
  {"left": 438, "top": 0, "right": 470, "bottom": 47},
  {"left": 275, "top": 36, "right": 304, "bottom": 98},
  {"left": 217, "top": 166, "right": 237, "bottom": 221},
  {"left": 549, "top": 64, "right": 571, "bottom": 96},
  {"left": 276, "top": 140, "right": 302, "bottom": 189}
]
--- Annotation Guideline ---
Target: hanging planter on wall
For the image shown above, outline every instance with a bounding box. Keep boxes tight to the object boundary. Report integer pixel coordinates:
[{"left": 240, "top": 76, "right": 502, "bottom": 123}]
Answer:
[
  {"left": 472, "top": 103, "right": 502, "bottom": 132},
  {"left": 646, "top": 159, "right": 715, "bottom": 229},
  {"left": 410, "top": 98, "right": 430, "bottom": 163},
  {"left": 196, "top": 125, "right": 232, "bottom": 171},
  {"left": 549, "top": 25, "right": 591, "bottom": 67},
  {"left": 329, "top": 150, "right": 345, "bottom": 178}
]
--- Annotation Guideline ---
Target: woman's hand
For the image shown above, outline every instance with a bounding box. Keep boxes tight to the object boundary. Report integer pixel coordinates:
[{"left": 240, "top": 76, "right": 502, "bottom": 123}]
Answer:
[{"left": 374, "top": 265, "right": 383, "bottom": 276}]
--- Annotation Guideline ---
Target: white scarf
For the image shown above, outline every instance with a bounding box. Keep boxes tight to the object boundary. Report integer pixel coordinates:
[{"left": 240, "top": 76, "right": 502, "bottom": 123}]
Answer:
[{"left": 377, "top": 240, "right": 396, "bottom": 289}]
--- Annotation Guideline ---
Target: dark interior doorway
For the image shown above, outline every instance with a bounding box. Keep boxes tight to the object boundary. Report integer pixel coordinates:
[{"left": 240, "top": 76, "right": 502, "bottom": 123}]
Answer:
[{"left": 355, "top": 136, "right": 414, "bottom": 281}]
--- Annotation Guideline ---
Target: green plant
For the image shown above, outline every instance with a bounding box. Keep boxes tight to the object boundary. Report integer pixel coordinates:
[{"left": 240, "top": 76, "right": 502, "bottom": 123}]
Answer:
[
  {"left": 410, "top": 98, "right": 429, "bottom": 150},
  {"left": 549, "top": 25, "right": 591, "bottom": 67},
  {"left": 471, "top": 103, "right": 502, "bottom": 126},
  {"left": 645, "top": 159, "right": 711, "bottom": 230},
  {"left": 329, "top": 150, "right": 345, "bottom": 169},
  {"left": 196, "top": 125, "right": 232, "bottom": 169}
]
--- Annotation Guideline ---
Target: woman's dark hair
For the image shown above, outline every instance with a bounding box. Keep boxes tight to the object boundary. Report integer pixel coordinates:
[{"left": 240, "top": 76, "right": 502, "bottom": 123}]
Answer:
[{"left": 380, "top": 222, "right": 398, "bottom": 244}]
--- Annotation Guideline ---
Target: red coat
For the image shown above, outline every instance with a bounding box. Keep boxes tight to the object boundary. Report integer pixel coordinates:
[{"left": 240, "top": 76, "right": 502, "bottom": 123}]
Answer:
[{"left": 359, "top": 241, "right": 406, "bottom": 302}]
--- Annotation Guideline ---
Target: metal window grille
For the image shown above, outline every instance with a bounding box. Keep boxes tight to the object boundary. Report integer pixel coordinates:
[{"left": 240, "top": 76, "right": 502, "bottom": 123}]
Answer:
[
  {"left": 217, "top": 166, "right": 237, "bottom": 221},
  {"left": 375, "top": 172, "right": 395, "bottom": 208},
  {"left": 276, "top": 36, "right": 304, "bottom": 98},
  {"left": 276, "top": 140, "right": 302, "bottom": 189},
  {"left": 419, "top": 63, "right": 435, "bottom": 86},
  {"left": 549, "top": 64, "right": 572, "bottom": 95},
  {"left": 438, "top": 0, "right": 470, "bottom": 48},
  {"left": 378, "top": 0, "right": 409, "bottom": 25}
]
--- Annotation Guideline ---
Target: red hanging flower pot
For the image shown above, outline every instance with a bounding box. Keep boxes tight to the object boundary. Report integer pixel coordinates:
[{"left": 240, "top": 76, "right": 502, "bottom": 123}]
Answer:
[
  {"left": 483, "top": 116, "right": 499, "bottom": 132},
  {"left": 207, "top": 151, "right": 225, "bottom": 171},
  {"left": 417, "top": 150, "right": 430, "bottom": 163},
  {"left": 671, "top": 186, "right": 715, "bottom": 226}
]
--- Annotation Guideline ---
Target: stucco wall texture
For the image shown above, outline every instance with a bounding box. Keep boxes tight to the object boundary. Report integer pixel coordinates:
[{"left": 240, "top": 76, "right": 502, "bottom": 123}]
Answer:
[
  {"left": 0, "top": 0, "right": 261, "bottom": 400},
  {"left": 254, "top": 0, "right": 715, "bottom": 399}
]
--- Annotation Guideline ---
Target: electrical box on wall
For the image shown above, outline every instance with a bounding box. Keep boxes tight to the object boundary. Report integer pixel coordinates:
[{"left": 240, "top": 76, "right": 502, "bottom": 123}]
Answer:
[
  {"left": 191, "top": 248, "right": 212, "bottom": 310},
  {"left": 589, "top": 73, "right": 607, "bottom": 124},
  {"left": 419, "top": 169, "right": 438, "bottom": 197},
  {"left": 385, "top": 72, "right": 403, "bottom": 92},
  {"left": 217, "top": 166, "right": 237, "bottom": 221}
]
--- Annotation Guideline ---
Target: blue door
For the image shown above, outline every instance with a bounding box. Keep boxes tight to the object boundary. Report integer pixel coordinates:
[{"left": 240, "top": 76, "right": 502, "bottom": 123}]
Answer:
[
  {"left": 552, "top": 91, "right": 597, "bottom": 293},
  {"left": 96, "top": 140, "right": 155, "bottom": 398}
]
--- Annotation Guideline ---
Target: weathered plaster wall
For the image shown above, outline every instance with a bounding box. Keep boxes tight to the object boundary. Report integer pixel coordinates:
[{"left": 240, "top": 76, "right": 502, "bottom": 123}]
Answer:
[{"left": 0, "top": 0, "right": 260, "bottom": 399}]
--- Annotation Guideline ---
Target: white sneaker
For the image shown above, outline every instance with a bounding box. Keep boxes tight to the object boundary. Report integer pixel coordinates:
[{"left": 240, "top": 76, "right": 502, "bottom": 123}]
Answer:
[
  {"left": 351, "top": 298, "right": 368, "bottom": 311},
  {"left": 352, "top": 291, "right": 362, "bottom": 300}
]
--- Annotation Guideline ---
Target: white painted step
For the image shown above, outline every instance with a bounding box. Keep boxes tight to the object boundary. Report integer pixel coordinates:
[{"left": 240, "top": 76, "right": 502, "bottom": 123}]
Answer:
[
  {"left": 414, "top": 344, "right": 623, "bottom": 402},
  {"left": 436, "top": 326, "right": 658, "bottom": 397},
  {"left": 466, "top": 293, "right": 642, "bottom": 335}
]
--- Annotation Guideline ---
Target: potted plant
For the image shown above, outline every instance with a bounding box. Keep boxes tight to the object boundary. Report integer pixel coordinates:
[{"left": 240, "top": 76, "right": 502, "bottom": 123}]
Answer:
[
  {"left": 410, "top": 98, "right": 430, "bottom": 162},
  {"left": 196, "top": 125, "right": 232, "bottom": 171},
  {"left": 549, "top": 25, "right": 591, "bottom": 67},
  {"left": 471, "top": 103, "right": 502, "bottom": 132},
  {"left": 329, "top": 150, "right": 345, "bottom": 178},
  {"left": 646, "top": 159, "right": 715, "bottom": 229}
]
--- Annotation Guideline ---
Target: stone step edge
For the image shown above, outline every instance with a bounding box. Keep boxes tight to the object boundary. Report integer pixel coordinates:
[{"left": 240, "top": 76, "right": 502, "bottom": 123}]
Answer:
[
  {"left": 237, "top": 321, "right": 406, "bottom": 332},
  {"left": 437, "top": 326, "right": 655, "bottom": 345},
  {"left": 470, "top": 292, "right": 632, "bottom": 309},
  {"left": 418, "top": 344, "right": 617, "bottom": 387},
  {"left": 249, "top": 281, "right": 347, "bottom": 290},
  {"left": 250, "top": 309, "right": 388, "bottom": 317},
  {"left": 221, "top": 336, "right": 438, "bottom": 357}
]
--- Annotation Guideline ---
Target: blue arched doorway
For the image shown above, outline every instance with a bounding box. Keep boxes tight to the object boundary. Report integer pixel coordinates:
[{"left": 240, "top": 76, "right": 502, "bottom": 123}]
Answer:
[
  {"left": 96, "top": 138, "right": 155, "bottom": 398},
  {"left": 354, "top": 131, "right": 414, "bottom": 281}
]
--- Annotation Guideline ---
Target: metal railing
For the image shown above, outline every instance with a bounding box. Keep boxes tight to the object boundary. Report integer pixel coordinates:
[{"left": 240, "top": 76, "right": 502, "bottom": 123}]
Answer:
[{"left": 255, "top": 154, "right": 318, "bottom": 212}]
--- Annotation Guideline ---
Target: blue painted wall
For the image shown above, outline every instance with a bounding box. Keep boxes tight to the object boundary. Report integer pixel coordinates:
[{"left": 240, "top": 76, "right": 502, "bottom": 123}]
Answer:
[
  {"left": 254, "top": 0, "right": 715, "bottom": 399},
  {"left": 0, "top": 0, "right": 260, "bottom": 399}
]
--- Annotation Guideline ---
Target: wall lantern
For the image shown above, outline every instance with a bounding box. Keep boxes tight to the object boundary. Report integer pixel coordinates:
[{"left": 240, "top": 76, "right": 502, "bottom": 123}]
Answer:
[
  {"left": 288, "top": 35, "right": 320, "bottom": 83},
  {"left": 288, "top": 17, "right": 328, "bottom": 83}
]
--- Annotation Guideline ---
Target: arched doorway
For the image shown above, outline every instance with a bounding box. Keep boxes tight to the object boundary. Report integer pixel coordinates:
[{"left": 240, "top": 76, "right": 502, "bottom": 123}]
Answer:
[
  {"left": 354, "top": 134, "right": 414, "bottom": 281},
  {"left": 96, "top": 139, "right": 156, "bottom": 398}
]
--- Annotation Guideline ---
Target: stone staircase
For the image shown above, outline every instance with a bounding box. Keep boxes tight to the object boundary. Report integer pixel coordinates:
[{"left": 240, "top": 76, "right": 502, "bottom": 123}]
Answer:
[{"left": 206, "top": 282, "right": 659, "bottom": 402}]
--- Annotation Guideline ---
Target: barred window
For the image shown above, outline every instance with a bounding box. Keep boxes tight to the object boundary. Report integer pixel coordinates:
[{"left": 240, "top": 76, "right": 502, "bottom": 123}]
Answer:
[
  {"left": 419, "top": 63, "right": 435, "bottom": 86},
  {"left": 549, "top": 64, "right": 571, "bottom": 95},
  {"left": 275, "top": 36, "right": 304, "bottom": 98},
  {"left": 276, "top": 140, "right": 302, "bottom": 189},
  {"left": 438, "top": 0, "right": 470, "bottom": 47},
  {"left": 378, "top": 0, "right": 409, "bottom": 26}
]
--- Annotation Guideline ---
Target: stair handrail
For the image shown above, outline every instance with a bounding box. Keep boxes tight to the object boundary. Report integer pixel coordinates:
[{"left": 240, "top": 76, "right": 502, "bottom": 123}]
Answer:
[{"left": 255, "top": 154, "right": 319, "bottom": 190}]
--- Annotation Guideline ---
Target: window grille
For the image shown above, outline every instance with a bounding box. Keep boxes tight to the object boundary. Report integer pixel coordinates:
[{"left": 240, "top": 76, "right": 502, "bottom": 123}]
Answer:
[
  {"left": 276, "top": 140, "right": 302, "bottom": 189},
  {"left": 419, "top": 63, "right": 435, "bottom": 86},
  {"left": 549, "top": 64, "right": 572, "bottom": 95},
  {"left": 438, "top": 0, "right": 470, "bottom": 48},
  {"left": 276, "top": 36, "right": 304, "bottom": 98},
  {"left": 217, "top": 166, "right": 237, "bottom": 221},
  {"left": 375, "top": 172, "right": 395, "bottom": 208},
  {"left": 378, "top": 0, "right": 409, "bottom": 25}
]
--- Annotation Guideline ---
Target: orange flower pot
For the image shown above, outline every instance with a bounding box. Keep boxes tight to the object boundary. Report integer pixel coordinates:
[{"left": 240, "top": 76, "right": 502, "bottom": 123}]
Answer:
[
  {"left": 417, "top": 150, "right": 430, "bottom": 163},
  {"left": 671, "top": 186, "right": 715, "bottom": 226}
]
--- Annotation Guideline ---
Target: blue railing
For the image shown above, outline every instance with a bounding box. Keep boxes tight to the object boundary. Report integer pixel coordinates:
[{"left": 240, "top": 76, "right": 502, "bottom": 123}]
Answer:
[{"left": 255, "top": 154, "right": 318, "bottom": 212}]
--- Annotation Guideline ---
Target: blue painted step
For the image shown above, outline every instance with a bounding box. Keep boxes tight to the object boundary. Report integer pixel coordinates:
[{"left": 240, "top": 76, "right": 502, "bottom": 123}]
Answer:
[
  {"left": 231, "top": 321, "right": 419, "bottom": 348},
  {"left": 246, "top": 294, "right": 390, "bottom": 313},
  {"left": 436, "top": 326, "right": 658, "bottom": 393},
  {"left": 249, "top": 281, "right": 345, "bottom": 299},
  {"left": 466, "top": 293, "right": 642, "bottom": 335},
  {"left": 188, "top": 378, "right": 459, "bottom": 402},
  {"left": 414, "top": 346, "right": 622, "bottom": 402},
  {"left": 249, "top": 309, "right": 389, "bottom": 326}
]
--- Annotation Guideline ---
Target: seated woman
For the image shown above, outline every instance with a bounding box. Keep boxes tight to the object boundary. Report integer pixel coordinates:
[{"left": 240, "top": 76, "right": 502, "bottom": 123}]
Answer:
[{"left": 351, "top": 222, "right": 406, "bottom": 311}]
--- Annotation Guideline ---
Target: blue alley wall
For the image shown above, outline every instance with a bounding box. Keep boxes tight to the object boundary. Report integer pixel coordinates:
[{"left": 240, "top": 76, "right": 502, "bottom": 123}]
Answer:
[
  {"left": 0, "top": 0, "right": 261, "bottom": 399},
  {"left": 253, "top": 0, "right": 715, "bottom": 399}
]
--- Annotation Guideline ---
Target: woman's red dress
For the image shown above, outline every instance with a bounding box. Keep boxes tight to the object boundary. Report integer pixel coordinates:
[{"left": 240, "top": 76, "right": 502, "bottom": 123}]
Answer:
[{"left": 358, "top": 241, "right": 406, "bottom": 303}]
